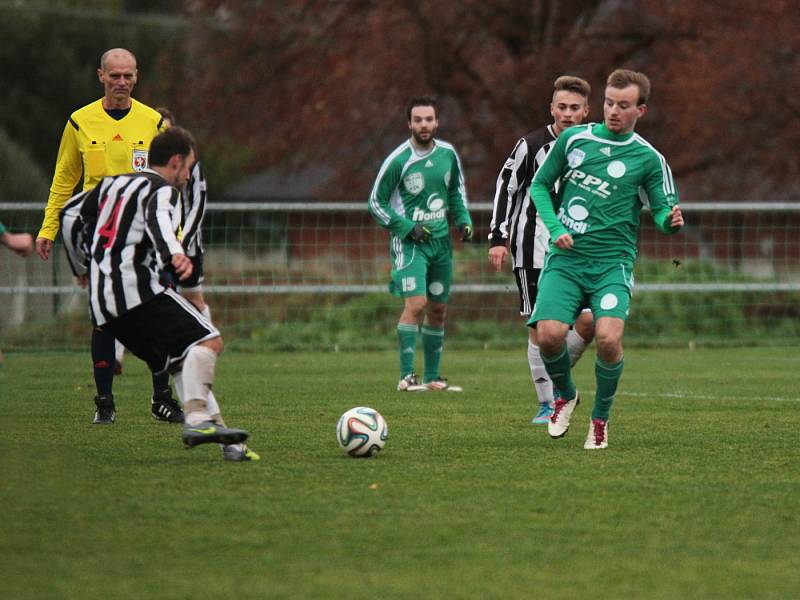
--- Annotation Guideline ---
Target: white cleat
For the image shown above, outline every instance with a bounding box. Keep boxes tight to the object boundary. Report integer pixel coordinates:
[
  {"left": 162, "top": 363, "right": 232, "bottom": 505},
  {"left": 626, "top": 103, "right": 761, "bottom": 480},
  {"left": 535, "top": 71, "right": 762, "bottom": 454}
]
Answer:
[
  {"left": 397, "top": 372, "right": 428, "bottom": 392},
  {"left": 584, "top": 418, "right": 609, "bottom": 450},
  {"left": 548, "top": 392, "right": 579, "bottom": 438},
  {"left": 425, "top": 378, "right": 463, "bottom": 392}
]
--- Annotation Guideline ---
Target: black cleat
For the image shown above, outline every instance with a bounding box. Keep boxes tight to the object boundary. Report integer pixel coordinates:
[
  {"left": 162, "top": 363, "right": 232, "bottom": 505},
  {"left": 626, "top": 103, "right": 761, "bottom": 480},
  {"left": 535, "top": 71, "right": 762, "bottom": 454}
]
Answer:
[
  {"left": 151, "top": 388, "right": 184, "bottom": 423},
  {"left": 182, "top": 421, "right": 249, "bottom": 449},
  {"left": 93, "top": 394, "right": 116, "bottom": 424}
]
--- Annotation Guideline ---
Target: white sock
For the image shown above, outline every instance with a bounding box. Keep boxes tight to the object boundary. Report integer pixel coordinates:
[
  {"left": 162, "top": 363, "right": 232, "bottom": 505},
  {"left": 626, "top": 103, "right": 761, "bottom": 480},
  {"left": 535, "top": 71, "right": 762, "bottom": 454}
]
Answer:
[
  {"left": 206, "top": 390, "right": 220, "bottom": 416},
  {"left": 186, "top": 411, "right": 212, "bottom": 426},
  {"left": 566, "top": 329, "right": 589, "bottom": 367},
  {"left": 114, "top": 339, "right": 125, "bottom": 364},
  {"left": 529, "top": 341, "right": 554, "bottom": 407},
  {"left": 173, "top": 371, "right": 186, "bottom": 405},
  {"left": 182, "top": 345, "right": 217, "bottom": 424}
]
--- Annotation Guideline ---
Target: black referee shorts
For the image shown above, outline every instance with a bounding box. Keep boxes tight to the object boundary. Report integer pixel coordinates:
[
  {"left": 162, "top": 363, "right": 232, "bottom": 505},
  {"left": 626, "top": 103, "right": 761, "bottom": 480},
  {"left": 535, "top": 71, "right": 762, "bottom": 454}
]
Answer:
[
  {"left": 513, "top": 267, "right": 541, "bottom": 317},
  {"left": 103, "top": 288, "right": 219, "bottom": 375}
]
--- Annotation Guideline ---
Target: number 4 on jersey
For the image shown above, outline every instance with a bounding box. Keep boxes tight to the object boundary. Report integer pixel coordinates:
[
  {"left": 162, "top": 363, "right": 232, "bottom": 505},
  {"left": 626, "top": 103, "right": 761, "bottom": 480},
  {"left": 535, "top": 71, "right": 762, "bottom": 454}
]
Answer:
[{"left": 97, "top": 195, "right": 124, "bottom": 249}]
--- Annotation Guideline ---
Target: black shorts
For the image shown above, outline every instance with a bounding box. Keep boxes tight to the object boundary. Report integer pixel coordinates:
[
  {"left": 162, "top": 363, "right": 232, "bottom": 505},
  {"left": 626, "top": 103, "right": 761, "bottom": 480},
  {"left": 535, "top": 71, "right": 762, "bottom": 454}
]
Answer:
[
  {"left": 513, "top": 267, "right": 541, "bottom": 317},
  {"left": 178, "top": 252, "right": 205, "bottom": 290},
  {"left": 102, "top": 288, "right": 218, "bottom": 375}
]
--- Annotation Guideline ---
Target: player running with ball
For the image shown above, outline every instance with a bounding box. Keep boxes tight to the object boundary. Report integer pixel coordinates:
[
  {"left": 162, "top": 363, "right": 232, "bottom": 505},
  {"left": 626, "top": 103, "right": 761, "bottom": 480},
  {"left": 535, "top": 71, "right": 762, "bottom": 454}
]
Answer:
[{"left": 528, "top": 69, "right": 684, "bottom": 449}]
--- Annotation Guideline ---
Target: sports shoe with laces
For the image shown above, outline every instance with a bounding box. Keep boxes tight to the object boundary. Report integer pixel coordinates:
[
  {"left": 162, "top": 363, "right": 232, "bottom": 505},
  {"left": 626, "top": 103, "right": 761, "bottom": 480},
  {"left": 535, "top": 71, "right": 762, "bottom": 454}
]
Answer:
[
  {"left": 397, "top": 372, "right": 427, "bottom": 391},
  {"left": 548, "top": 392, "right": 580, "bottom": 438},
  {"left": 531, "top": 403, "right": 554, "bottom": 424},
  {"left": 150, "top": 388, "right": 184, "bottom": 423},
  {"left": 584, "top": 418, "right": 609, "bottom": 450},
  {"left": 93, "top": 394, "right": 116, "bottom": 424},
  {"left": 182, "top": 421, "right": 249, "bottom": 449},
  {"left": 223, "top": 444, "right": 261, "bottom": 462},
  {"left": 424, "top": 377, "right": 463, "bottom": 392}
]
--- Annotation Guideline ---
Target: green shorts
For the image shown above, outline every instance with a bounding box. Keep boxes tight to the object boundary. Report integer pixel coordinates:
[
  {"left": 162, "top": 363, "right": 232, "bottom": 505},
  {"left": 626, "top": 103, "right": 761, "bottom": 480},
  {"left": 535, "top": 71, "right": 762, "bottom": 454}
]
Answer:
[
  {"left": 528, "top": 254, "right": 634, "bottom": 326},
  {"left": 388, "top": 235, "right": 453, "bottom": 303}
]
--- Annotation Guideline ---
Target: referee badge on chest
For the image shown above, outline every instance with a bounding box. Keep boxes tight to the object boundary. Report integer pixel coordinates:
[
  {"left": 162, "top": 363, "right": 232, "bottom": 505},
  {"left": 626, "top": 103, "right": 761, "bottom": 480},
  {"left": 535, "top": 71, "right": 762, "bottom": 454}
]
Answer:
[{"left": 132, "top": 149, "right": 148, "bottom": 172}]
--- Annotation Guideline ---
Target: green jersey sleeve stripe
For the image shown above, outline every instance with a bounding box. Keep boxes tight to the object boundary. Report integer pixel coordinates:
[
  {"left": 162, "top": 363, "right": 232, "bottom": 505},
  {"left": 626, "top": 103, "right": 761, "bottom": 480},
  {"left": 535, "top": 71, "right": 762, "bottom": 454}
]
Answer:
[{"left": 368, "top": 141, "right": 410, "bottom": 225}]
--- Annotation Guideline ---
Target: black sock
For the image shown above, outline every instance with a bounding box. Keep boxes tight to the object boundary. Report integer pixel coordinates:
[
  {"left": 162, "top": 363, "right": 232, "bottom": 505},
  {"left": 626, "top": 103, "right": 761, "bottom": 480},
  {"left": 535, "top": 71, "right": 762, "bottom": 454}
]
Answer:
[
  {"left": 91, "top": 328, "right": 115, "bottom": 397},
  {"left": 152, "top": 370, "right": 170, "bottom": 397}
]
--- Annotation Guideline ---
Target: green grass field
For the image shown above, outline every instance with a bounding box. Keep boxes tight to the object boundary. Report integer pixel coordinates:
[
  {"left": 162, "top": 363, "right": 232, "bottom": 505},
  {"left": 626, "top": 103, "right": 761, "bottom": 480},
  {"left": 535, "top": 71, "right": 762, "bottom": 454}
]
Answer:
[{"left": 2, "top": 347, "right": 799, "bottom": 599}]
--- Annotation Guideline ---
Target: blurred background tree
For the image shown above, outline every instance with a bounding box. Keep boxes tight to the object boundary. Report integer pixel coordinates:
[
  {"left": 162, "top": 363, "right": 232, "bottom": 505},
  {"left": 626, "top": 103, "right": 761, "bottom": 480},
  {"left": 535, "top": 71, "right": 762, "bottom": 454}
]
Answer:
[{"left": 1, "top": 0, "right": 798, "bottom": 203}]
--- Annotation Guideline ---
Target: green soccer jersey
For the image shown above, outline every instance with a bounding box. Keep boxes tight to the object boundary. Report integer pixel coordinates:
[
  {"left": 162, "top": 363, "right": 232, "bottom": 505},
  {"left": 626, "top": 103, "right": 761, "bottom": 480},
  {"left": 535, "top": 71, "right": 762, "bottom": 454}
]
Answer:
[
  {"left": 530, "top": 123, "right": 680, "bottom": 262},
  {"left": 368, "top": 139, "right": 472, "bottom": 239}
]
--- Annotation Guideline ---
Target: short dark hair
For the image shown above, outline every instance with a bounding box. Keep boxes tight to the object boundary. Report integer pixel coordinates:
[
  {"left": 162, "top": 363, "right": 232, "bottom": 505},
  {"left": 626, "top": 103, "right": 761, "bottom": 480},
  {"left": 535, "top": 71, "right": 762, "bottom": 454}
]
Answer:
[
  {"left": 155, "top": 107, "right": 176, "bottom": 127},
  {"left": 406, "top": 96, "right": 438, "bottom": 121},
  {"left": 607, "top": 69, "right": 651, "bottom": 105},
  {"left": 148, "top": 127, "right": 196, "bottom": 167}
]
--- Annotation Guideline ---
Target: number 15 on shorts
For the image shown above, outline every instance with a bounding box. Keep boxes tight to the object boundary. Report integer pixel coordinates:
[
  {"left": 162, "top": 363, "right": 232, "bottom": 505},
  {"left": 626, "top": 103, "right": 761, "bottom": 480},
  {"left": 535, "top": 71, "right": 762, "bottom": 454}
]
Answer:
[{"left": 401, "top": 277, "right": 417, "bottom": 292}]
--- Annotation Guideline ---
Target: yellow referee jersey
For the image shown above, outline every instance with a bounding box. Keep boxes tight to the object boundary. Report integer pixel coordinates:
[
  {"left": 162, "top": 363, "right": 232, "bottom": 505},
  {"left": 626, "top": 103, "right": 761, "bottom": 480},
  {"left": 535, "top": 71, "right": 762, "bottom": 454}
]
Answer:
[{"left": 38, "top": 98, "right": 165, "bottom": 241}]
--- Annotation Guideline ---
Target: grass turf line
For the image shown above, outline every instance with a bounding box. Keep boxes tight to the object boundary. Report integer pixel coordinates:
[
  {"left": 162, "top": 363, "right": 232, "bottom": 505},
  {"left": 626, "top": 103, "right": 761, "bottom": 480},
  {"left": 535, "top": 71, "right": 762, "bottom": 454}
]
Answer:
[{"left": 1, "top": 348, "right": 798, "bottom": 599}]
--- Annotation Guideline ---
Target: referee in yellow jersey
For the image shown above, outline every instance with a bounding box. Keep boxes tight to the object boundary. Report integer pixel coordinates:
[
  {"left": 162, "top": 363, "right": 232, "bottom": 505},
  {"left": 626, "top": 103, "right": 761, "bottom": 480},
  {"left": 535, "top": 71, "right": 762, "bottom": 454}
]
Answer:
[{"left": 36, "top": 48, "right": 182, "bottom": 425}]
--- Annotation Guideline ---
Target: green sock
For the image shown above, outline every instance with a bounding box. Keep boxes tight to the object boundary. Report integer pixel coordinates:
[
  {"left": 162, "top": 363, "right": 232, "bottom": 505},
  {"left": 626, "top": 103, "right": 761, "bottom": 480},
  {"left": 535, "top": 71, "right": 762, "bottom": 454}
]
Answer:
[
  {"left": 397, "top": 323, "right": 419, "bottom": 377},
  {"left": 541, "top": 344, "right": 576, "bottom": 401},
  {"left": 421, "top": 325, "right": 444, "bottom": 383},
  {"left": 593, "top": 357, "right": 624, "bottom": 420}
]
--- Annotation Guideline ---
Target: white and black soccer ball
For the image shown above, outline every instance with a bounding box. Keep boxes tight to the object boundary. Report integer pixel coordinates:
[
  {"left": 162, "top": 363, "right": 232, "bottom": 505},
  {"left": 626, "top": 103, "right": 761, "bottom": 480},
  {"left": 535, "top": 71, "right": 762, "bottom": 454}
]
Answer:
[{"left": 336, "top": 407, "right": 388, "bottom": 457}]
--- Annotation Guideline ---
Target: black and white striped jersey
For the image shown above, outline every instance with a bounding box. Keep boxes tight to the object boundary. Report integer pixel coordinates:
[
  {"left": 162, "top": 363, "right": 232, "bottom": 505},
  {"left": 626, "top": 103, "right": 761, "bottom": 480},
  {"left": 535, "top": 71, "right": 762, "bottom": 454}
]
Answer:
[
  {"left": 79, "top": 169, "right": 183, "bottom": 326},
  {"left": 488, "top": 124, "right": 558, "bottom": 269},
  {"left": 180, "top": 161, "right": 207, "bottom": 257},
  {"left": 59, "top": 190, "right": 91, "bottom": 278}
]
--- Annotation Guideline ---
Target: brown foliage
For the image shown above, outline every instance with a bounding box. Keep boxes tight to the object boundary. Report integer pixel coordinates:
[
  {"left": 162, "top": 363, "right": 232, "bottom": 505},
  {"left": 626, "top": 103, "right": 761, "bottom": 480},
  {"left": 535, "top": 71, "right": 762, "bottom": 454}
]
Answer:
[{"left": 171, "top": 0, "right": 800, "bottom": 201}]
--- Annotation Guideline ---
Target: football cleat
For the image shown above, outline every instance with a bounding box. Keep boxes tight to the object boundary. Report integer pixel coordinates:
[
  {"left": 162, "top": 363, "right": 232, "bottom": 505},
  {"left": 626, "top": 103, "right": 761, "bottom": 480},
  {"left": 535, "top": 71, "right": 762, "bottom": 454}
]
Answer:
[
  {"left": 425, "top": 377, "right": 463, "bottom": 392},
  {"left": 223, "top": 444, "right": 261, "bottom": 462},
  {"left": 584, "top": 418, "right": 609, "bottom": 450},
  {"left": 151, "top": 388, "right": 184, "bottom": 423},
  {"left": 531, "top": 403, "right": 554, "bottom": 424},
  {"left": 397, "top": 372, "right": 427, "bottom": 391},
  {"left": 93, "top": 394, "right": 116, "bottom": 424},
  {"left": 182, "top": 421, "right": 249, "bottom": 449},
  {"left": 548, "top": 392, "right": 580, "bottom": 438}
]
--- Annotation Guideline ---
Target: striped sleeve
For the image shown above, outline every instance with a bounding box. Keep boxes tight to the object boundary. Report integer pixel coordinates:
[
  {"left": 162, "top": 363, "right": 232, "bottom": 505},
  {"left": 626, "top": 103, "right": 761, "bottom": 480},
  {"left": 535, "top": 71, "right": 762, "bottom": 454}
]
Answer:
[
  {"left": 488, "top": 137, "right": 527, "bottom": 246},
  {"left": 145, "top": 186, "right": 184, "bottom": 269},
  {"left": 59, "top": 190, "right": 92, "bottom": 277},
  {"left": 180, "top": 161, "right": 207, "bottom": 256},
  {"left": 367, "top": 145, "right": 415, "bottom": 239},
  {"left": 445, "top": 145, "right": 471, "bottom": 229},
  {"left": 641, "top": 143, "right": 681, "bottom": 234}
]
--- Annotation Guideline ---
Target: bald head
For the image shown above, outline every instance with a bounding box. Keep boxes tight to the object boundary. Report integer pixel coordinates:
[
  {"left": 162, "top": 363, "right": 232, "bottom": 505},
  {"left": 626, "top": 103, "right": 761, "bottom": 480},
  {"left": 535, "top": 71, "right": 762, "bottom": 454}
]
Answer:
[
  {"left": 100, "top": 48, "right": 137, "bottom": 70},
  {"left": 98, "top": 48, "right": 138, "bottom": 109}
]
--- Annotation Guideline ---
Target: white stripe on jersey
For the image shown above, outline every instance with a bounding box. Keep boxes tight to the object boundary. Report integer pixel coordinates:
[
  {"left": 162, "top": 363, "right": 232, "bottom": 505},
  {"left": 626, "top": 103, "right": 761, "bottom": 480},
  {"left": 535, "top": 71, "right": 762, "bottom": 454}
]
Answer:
[
  {"left": 369, "top": 141, "right": 411, "bottom": 225},
  {"left": 59, "top": 190, "right": 90, "bottom": 277},
  {"left": 180, "top": 162, "right": 207, "bottom": 256},
  {"left": 489, "top": 125, "right": 556, "bottom": 269}
]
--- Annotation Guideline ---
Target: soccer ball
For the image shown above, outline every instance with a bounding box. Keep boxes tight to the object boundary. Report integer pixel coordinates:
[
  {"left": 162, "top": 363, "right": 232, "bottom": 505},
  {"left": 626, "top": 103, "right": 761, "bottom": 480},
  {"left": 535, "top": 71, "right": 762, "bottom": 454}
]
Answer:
[{"left": 336, "top": 407, "right": 388, "bottom": 457}]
